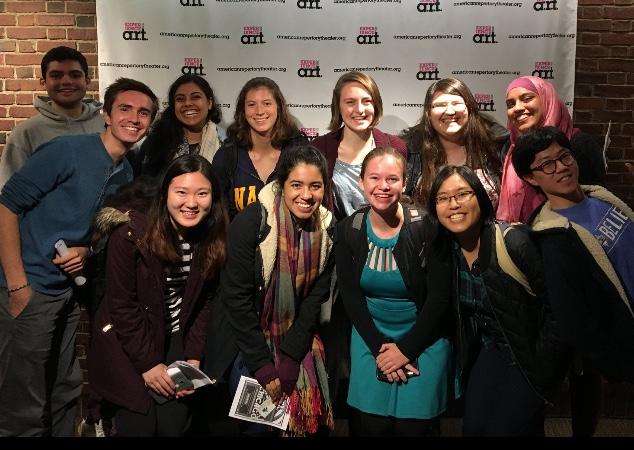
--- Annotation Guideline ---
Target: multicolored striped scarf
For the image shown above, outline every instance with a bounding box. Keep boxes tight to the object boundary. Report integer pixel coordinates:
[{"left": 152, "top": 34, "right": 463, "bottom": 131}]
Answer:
[{"left": 260, "top": 195, "right": 334, "bottom": 436}]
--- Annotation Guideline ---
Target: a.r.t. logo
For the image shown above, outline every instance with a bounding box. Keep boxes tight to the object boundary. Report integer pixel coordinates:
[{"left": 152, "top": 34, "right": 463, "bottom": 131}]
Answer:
[
  {"left": 297, "top": 60, "right": 322, "bottom": 78},
  {"left": 533, "top": 0, "right": 557, "bottom": 11},
  {"left": 417, "top": 0, "right": 441, "bottom": 12},
  {"left": 297, "top": 0, "right": 322, "bottom": 9},
  {"left": 357, "top": 26, "right": 381, "bottom": 45},
  {"left": 472, "top": 25, "right": 497, "bottom": 44},
  {"left": 241, "top": 26, "right": 266, "bottom": 45},
  {"left": 122, "top": 22, "right": 148, "bottom": 41},
  {"left": 474, "top": 93, "right": 496, "bottom": 112},
  {"left": 416, "top": 63, "right": 440, "bottom": 81},
  {"left": 182, "top": 57, "right": 206, "bottom": 75}
]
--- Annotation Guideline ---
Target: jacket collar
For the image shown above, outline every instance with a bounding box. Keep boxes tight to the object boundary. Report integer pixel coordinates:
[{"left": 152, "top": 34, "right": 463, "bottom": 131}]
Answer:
[
  {"left": 531, "top": 185, "right": 634, "bottom": 232},
  {"left": 530, "top": 185, "right": 633, "bottom": 314},
  {"left": 257, "top": 182, "right": 334, "bottom": 289}
]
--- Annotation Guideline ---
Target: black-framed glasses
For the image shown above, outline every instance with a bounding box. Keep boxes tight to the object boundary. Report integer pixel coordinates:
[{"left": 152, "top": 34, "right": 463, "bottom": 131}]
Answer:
[
  {"left": 436, "top": 190, "right": 475, "bottom": 206},
  {"left": 530, "top": 150, "right": 574, "bottom": 175}
]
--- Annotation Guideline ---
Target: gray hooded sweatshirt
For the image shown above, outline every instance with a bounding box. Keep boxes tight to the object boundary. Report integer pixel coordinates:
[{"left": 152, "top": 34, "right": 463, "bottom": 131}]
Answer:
[{"left": 0, "top": 96, "right": 104, "bottom": 188}]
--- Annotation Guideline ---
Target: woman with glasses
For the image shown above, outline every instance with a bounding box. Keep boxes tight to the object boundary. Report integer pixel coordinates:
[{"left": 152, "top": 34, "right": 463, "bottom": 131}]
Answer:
[
  {"left": 428, "top": 164, "right": 569, "bottom": 436},
  {"left": 402, "top": 78, "right": 505, "bottom": 210},
  {"left": 500, "top": 77, "right": 607, "bottom": 437},
  {"left": 498, "top": 75, "right": 605, "bottom": 224}
]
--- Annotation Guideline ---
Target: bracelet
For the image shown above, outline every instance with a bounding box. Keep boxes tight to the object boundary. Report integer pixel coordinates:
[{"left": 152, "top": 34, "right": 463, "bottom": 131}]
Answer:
[{"left": 7, "top": 283, "right": 30, "bottom": 294}]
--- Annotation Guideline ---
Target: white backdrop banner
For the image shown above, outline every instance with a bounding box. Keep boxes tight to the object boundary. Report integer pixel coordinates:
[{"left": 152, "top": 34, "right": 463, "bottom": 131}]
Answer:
[{"left": 96, "top": 0, "right": 577, "bottom": 136}]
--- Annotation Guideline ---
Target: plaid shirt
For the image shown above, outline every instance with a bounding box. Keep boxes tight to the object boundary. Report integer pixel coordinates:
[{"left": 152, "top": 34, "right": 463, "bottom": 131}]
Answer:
[{"left": 455, "top": 243, "right": 504, "bottom": 348}]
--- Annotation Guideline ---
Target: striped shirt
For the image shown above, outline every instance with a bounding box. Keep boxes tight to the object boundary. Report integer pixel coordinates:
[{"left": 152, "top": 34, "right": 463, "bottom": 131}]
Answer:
[{"left": 164, "top": 240, "right": 192, "bottom": 334}]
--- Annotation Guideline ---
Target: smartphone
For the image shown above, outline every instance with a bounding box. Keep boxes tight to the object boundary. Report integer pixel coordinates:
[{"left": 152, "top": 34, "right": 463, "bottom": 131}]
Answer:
[{"left": 376, "top": 359, "right": 419, "bottom": 382}]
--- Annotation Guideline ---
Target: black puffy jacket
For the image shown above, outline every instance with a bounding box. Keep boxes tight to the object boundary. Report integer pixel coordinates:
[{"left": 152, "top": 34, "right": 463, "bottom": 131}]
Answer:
[{"left": 452, "top": 223, "right": 570, "bottom": 404}]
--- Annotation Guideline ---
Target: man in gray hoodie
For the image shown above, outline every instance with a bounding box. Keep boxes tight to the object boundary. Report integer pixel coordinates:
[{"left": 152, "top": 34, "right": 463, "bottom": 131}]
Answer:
[{"left": 0, "top": 46, "right": 104, "bottom": 188}]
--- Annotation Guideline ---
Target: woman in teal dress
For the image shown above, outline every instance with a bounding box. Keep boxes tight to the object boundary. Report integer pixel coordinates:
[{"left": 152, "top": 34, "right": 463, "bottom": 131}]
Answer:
[{"left": 335, "top": 146, "right": 457, "bottom": 436}]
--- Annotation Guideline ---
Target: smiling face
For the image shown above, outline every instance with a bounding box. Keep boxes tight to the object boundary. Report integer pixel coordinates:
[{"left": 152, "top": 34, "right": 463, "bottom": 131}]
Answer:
[
  {"left": 282, "top": 163, "right": 325, "bottom": 222},
  {"left": 103, "top": 90, "right": 154, "bottom": 147},
  {"left": 174, "top": 82, "right": 212, "bottom": 132},
  {"left": 506, "top": 87, "right": 544, "bottom": 134},
  {"left": 435, "top": 173, "right": 481, "bottom": 237},
  {"left": 523, "top": 141, "right": 582, "bottom": 204},
  {"left": 245, "top": 86, "right": 278, "bottom": 138},
  {"left": 429, "top": 92, "right": 469, "bottom": 142},
  {"left": 41, "top": 59, "right": 89, "bottom": 110},
  {"left": 167, "top": 171, "right": 213, "bottom": 234},
  {"left": 339, "top": 81, "right": 375, "bottom": 133},
  {"left": 359, "top": 155, "right": 405, "bottom": 213}
]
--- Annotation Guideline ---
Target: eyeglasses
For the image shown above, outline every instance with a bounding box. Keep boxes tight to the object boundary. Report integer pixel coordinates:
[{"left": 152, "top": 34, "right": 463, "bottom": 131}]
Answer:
[
  {"left": 430, "top": 101, "right": 467, "bottom": 112},
  {"left": 530, "top": 151, "right": 574, "bottom": 175},
  {"left": 436, "top": 190, "right": 475, "bottom": 206}
]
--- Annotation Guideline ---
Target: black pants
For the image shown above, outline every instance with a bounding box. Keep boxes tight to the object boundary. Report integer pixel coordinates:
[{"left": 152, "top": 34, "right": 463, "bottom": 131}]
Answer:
[
  {"left": 462, "top": 345, "right": 545, "bottom": 436},
  {"left": 113, "top": 396, "right": 190, "bottom": 437},
  {"left": 113, "top": 332, "right": 191, "bottom": 437},
  {"left": 348, "top": 408, "right": 440, "bottom": 437},
  {"left": 570, "top": 360, "right": 603, "bottom": 437}
]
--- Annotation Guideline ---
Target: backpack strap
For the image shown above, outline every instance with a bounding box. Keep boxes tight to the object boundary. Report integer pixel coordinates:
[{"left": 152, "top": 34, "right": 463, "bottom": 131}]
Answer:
[
  {"left": 351, "top": 209, "right": 365, "bottom": 231},
  {"left": 406, "top": 206, "right": 426, "bottom": 268},
  {"left": 407, "top": 205, "right": 422, "bottom": 222},
  {"left": 495, "top": 223, "right": 535, "bottom": 296}
]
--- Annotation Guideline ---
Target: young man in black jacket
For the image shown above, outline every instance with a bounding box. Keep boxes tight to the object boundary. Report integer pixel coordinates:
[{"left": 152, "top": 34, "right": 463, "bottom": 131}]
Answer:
[{"left": 512, "top": 126, "right": 634, "bottom": 436}]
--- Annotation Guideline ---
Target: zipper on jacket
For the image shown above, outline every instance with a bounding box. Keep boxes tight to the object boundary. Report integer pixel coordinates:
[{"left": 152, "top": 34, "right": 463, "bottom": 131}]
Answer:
[{"left": 485, "top": 284, "right": 551, "bottom": 407}]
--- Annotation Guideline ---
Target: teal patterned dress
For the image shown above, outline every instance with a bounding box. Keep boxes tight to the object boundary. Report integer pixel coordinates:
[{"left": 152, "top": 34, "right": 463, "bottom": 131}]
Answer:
[{"left": 347, "top": 219, "right": 457, "bottom": 419}]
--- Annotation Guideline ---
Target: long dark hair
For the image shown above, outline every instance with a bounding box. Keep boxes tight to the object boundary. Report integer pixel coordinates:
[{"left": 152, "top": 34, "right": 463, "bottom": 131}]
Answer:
[
  {"left": 143, "top": 154, "right": 228, "bottom": 279},
  {"left": 401, "top": 78, "right": 502, "bottom": 206},
  {"left": 274, "top": 145, "right": 331, "bottom": 227},
  {"left": 143, "top": 74, "right": 222, "bottom": 176},
  {"left": 427, "top": 165, "right": 493, "bottom": 248},
  {"left": 226, "top": 77, "right": 302, "bottom": 149}
]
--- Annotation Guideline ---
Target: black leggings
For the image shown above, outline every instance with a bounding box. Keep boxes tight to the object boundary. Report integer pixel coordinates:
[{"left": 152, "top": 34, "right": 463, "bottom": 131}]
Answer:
[
  {"left": 348, "top": 408, "right": 440, "bottom": 437},
  {"left": 462, "top": 345, "right": 545, "bottom": 436}
]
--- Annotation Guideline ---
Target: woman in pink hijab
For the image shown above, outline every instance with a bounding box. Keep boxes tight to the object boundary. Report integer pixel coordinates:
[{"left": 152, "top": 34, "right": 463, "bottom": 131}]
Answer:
[
  {"left": 499, "top": 77, "right": 605, "bottom": 438},
  {"left": 497, "top": 76, "right": 604, "bottom": 223}
]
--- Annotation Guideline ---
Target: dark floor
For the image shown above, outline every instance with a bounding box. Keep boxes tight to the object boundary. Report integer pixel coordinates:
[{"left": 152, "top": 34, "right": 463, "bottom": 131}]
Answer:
[{"left": 76, "top": 378, "right": 634, "bottom": 437}]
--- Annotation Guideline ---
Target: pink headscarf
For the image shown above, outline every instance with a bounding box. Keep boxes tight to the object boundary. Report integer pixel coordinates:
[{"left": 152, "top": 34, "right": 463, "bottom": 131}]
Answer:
[{"left": 496, "top": 76, "right": 579, "bottom": 223}]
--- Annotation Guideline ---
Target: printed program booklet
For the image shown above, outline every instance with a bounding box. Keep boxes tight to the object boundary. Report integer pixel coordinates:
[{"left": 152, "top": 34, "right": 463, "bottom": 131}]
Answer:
[
  {"left": 228, "top": 375, "right": 290, "bottom": 430},
  {"left": 166, "top": 360, "right": 213, "bottom": 392}
]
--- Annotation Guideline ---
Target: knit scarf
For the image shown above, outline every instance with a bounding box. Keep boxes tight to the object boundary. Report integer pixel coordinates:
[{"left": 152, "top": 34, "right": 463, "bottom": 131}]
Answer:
[
  {"left": 260, "top": 195, "right": 333, "bottom": 436},
  {"left": 174, "top": 121, "right": 220, "bottom": 163}
]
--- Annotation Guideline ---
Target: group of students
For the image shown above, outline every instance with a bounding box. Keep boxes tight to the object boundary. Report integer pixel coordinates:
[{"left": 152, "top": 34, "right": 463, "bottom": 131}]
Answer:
[{"left": 0, "top": 46, "right": 633, "bottom": 438}]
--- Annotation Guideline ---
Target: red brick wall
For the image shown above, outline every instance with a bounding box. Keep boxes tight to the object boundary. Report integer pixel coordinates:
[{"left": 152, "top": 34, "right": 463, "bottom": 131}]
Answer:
[
  {"left": 576, "top": 0, "right": 634, "bottom": 206},
  {"left": 0, "top": 1, "right": 98, "bottom": 146}
]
